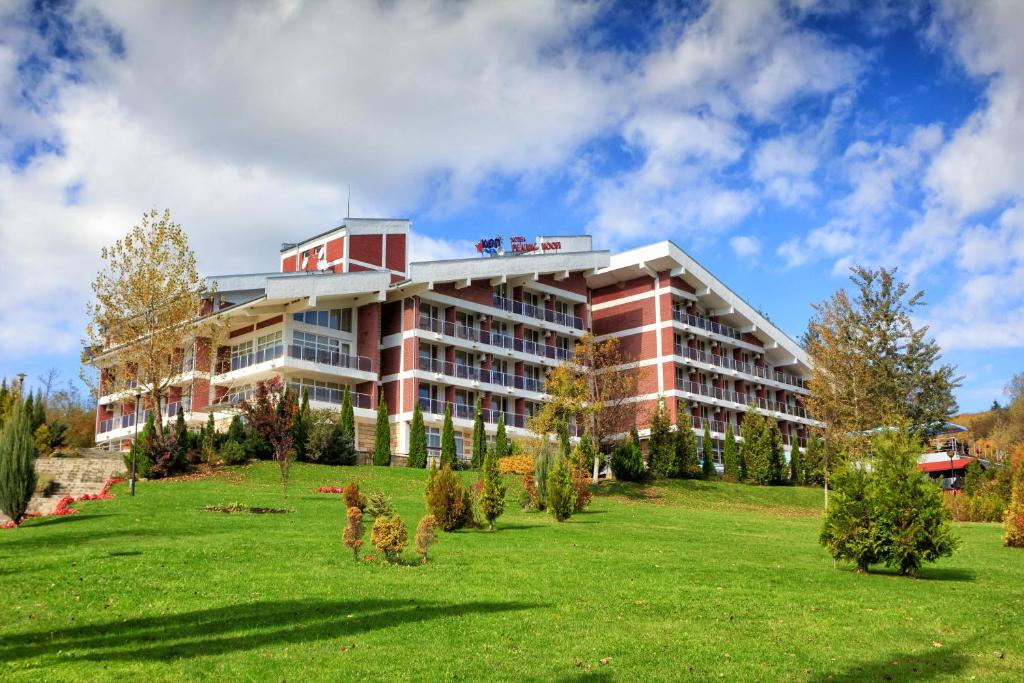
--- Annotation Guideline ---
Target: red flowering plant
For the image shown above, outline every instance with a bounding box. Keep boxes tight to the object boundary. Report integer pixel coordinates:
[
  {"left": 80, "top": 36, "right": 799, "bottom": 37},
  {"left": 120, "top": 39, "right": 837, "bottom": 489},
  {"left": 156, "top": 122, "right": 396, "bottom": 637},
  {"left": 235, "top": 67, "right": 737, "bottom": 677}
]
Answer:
[
  {"left": 3, "top": 477, "right": 123, "bottom": 528},
  {"left": 316, "top": 487, "right": 345, "bottom": 494}
]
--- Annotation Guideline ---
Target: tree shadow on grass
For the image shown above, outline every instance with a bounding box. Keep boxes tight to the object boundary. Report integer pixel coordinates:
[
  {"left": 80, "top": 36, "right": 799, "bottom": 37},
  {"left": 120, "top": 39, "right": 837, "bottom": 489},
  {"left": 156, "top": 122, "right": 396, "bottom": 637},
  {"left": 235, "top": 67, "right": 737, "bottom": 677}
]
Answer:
[
  {"left": 845, "top": 566, "right": 977, "bottom": 583},
  {"left": 811, "top": 643, "right": 970, "bottom": 682},
  {"left": 591, "top": 481, "right": 663, "bottom": 501},
  {"left": 0, "top": 528, "right": 196, "bottom": 553},
  {"left": 0, "top": 598, "right": 540, "bottom": 666}
]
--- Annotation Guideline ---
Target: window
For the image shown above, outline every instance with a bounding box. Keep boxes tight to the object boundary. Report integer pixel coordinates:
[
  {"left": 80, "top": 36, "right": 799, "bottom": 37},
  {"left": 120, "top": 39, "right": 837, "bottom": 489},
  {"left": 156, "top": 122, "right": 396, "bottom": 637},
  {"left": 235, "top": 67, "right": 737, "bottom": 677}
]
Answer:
[
  {"left": 256, "top": 331, "right": 283, "bottom": 360},
  {"left": 454, "top": 431, "right": 465, "bottom": 459},
  {"left": 426, "top": 427, "right": 441, "bottom": 454},
  {"left": 288, "top": 377, "right": 348, "bottom": 405},
  {"left": 292, "top": 330, "right": 349, "bottom": 364},
  {"left": 292, "top": 307, "right": 352, "bottom": 332},
  {"left": 226, "top": 384, "right": 254, "bottom": 404}
]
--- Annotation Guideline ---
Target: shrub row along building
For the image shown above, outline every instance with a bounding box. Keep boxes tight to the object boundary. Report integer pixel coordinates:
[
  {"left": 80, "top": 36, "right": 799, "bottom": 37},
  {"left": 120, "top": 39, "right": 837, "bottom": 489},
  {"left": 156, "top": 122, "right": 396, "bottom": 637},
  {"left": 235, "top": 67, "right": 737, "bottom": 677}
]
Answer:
[{"left": 93, "top": 218, "right": 818, "bottom": 464}]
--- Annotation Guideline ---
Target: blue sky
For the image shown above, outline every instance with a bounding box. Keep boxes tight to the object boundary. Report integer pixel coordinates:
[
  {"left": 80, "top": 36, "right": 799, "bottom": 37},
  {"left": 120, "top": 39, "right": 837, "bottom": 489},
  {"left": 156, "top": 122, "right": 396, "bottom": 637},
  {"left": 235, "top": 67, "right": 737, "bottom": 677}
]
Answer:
[{"left": 1, "top": 0, "right": 1022, "bottom": 412}]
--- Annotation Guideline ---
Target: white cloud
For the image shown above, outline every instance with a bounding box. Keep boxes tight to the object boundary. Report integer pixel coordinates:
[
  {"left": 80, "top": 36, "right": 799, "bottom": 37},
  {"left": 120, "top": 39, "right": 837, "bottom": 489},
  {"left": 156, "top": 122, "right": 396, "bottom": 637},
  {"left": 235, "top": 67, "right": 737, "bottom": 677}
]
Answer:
[{"left": 729, "top": 235, "right": 761, "bottom": 259}]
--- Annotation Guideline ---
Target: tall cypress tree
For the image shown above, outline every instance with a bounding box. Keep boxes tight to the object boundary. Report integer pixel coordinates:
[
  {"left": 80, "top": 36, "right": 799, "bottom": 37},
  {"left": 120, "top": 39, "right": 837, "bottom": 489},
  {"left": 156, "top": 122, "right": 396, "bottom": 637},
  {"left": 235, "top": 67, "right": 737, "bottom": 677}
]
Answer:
[
  {"left": 790, "top": 437, "right": 805, "bottom": 485},
  {"left": 373, "top": 398, "right": 391, "bottom": 466},
  {"left": 340, "top": 386, "right": 355, "bottom": 446},
  {"left": 701, "top": 422, "right": 716, "bottom": 479},
  {"left": 557, "top": 419, "right": 571, "bottom": 460},
  {"left": 173, "top": 409, "right": 190, "bottom": 469},
  {"left": 768, "top": 421, "right": 785, "bottom": 484},
  {"left": 647, "top": 400, "right": 673, "bottom": 478},
  {"left": 294, "top": 388, "right": 310, "bottom": 461},
  {"left": 440, "top": 405, "right": 456, "bottom": 467},
  {"left": 471, "top": 398, "right": 486, "bottom": 469},
  {"left": 494, "top": 414, "right": 508, "bottom": 460},
  {"left": 408, "top": 403, "right": 427, "bottom": 468},
  {"left": 722, "top": 423, "right": 740, "bottom": 482},
  {"left": 30, "top": 390, "right": 47, "bottom": 433},
  {"left": 480, "top": 442, "right": 506, "bottom": 531},
  {"left": 0, "top": 398, "right": 37, "bottom": 526},
  {"left": 673, "top": 423, "right": 699, "bottom": 479}
]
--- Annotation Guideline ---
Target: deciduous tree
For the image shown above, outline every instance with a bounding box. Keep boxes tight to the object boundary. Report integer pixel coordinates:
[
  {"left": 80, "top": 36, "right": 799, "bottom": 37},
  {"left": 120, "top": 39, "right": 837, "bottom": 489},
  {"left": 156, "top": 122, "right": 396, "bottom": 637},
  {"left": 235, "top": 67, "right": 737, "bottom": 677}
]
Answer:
[
  {"left": 241, "top": 379, "right": 298, "bottom": 498},
  {"left": 84, "top": 209, "right": 218, "bottom": 435}
]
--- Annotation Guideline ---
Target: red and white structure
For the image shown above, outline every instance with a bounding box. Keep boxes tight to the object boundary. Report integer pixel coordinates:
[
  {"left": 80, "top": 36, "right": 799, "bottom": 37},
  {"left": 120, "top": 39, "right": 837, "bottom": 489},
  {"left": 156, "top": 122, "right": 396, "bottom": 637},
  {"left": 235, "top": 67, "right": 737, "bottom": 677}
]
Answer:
[{"left": 93, "top": 219, "right": 817, "bottom": 464}]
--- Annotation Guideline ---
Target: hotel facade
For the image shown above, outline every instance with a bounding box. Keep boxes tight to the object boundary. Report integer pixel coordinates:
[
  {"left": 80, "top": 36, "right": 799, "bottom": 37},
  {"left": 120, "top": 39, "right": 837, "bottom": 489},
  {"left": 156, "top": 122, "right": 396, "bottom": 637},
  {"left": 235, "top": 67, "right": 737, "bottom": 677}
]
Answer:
[{"left": 93, "top": 218, "right": 818, "bottom": 464}]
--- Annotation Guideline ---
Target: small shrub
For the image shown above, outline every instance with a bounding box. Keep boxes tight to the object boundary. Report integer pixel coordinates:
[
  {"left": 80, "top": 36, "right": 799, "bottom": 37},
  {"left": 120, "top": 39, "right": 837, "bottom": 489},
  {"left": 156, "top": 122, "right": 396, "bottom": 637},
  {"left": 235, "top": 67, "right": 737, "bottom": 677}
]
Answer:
[
  {"left": 572, "top": 461, "right": 592, "bottom": 512},
  {"left": 343, "top": 506, "right": 364, "bottom": 561},
  {"left": 611, "top": 440, "right": 645, "bottom": 482},
  {"left": 415, "top": 514, "right": 438, "bottom": 563},
  {"left": 343, "top": 481, "right": 367, "bottom": 512},
  {"left": 497, "top": 454, "right": 535, "bottom": 475},
  {"left": 217, "top": 440, "right": 248, "bottom": 466},
  {"left": 520, "top": 474, "right": 539, "bottom": 511},
  {"left": 546, "top": 456, "right": 577, "bottom": 522},
  {"left": 424, "top": 464, "right": 467, "bottom": 531},
  {"left": 367, "top": 490, "right": 395, "bottom": 517},
  {"left": 371, "top": 514, "right": 408, "bottom": 561}
]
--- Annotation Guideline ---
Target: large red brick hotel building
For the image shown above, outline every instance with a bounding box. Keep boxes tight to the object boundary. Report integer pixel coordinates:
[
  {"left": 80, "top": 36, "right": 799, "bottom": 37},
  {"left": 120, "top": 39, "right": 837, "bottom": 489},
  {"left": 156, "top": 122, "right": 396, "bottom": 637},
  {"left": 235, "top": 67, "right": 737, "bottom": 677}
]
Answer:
[{"left": 94, "top": 218, "right": 818, "bottom": 464}]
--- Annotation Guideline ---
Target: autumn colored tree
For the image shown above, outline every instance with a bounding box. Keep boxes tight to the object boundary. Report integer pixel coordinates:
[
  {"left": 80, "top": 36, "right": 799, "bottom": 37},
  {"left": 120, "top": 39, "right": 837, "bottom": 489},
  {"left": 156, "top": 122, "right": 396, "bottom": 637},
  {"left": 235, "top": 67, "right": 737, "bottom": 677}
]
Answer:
[
  {"left": 343, "top": 507, "right": 364, "bottom": 561},
  {"left": 805, "top": 266, "right": 960, "bottom": 501},
  {"left": 241, "top": 379, "right": 298, "bottom": 498},
  {"left": 531, "top": 334, "right": 645, "bottom": 482},
  {"left": 85, "top": 209, "right": 220, "bottom": 435},
  {"left": 1003, "top": 446, "right": 1024, "bottom": 548}
]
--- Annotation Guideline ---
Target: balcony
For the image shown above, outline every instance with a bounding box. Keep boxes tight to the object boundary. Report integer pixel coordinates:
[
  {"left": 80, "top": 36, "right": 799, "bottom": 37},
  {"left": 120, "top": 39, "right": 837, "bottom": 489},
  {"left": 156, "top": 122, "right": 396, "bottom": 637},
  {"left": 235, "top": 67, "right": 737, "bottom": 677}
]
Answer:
[
  {"left": 165, "top": 398, "right": 192, "bottom": 418},
  {"left": 417, "top": 356, "right": 546, "bottom": 393},
  {"left": 684, "top": 413, "right": 806, "bottom": 448},
  {"left": 492, "top": 295, "right": 584, "bottom": 330},
  {"left": 675, "top": 379, "right": 809, "bottom": 420},
  {"left": 287, "top": 344, "right": 374, "bottom": 373},
  {"left": 418, "top": 315, "right": 572, "bottom": 362},
  {"left": 219, "top": 344, "right": 285, "bottom": 373},
  {"left": 417, "top": 396, "right": 529, "bottom": 429},
  {"left": 673, "top": 343, "right": 806, "bottom": 390},
  {"left": 287, "top": 382, "right": 372, "bottom": 409},
  {"left": 671, "top": 309, "right": 742, "bottom": 341}
]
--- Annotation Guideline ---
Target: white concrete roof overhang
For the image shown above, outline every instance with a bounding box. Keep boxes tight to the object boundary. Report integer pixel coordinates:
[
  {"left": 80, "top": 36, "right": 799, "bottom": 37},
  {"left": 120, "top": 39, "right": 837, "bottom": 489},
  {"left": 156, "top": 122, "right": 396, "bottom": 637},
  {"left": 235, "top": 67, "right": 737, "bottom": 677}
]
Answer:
[
  {"left": 403, "top": 250, "right": 610, "bottom": 288},
  {"left": 587, "top": 241, "right": 811, "bottom": 372}
]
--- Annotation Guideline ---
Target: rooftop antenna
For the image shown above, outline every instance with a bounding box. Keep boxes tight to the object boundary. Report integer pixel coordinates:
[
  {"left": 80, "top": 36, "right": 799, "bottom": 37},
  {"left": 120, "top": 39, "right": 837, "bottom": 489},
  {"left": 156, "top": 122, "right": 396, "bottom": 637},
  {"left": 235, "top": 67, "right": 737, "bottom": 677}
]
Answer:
[{"left": 347, "top": 184, "right": 351, "bottom": 219}]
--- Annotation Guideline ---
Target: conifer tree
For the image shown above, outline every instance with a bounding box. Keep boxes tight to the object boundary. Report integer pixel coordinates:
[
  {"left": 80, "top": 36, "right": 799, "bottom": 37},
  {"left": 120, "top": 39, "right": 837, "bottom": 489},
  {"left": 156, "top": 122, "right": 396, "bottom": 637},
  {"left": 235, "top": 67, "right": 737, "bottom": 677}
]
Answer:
[
  {"left": 494, "top": 414, "right": 508, "bottom": 460},
  {"left": 741, "top": 409, "right": 771, "bottom": 485},
  {"left": 440, "top": 405, "right": 456, "bottom": 467},
  {"left": 546, "top": 453, "right": 577, "bottom": 521},
  {"left": 820, "top": 465, "right": 876, "bottom": 572},
  {"left": 701, "top": 422, "right": 716, "bottom": 479},
  {"left": 804, "top": 431, "right": 825, "bottom": 486},
  {"left": 31, "top": 390, "right": 47, "bottom": 433},
  {"left": 673, "top": 422, "right": 699, "bottom": 479},
  {"left": 722, "top": 423, "right": 740, "bottom": 482},
  {"left": 480, "top": 443, "right": 506, "bottom": 530},
  {"left": 557, "top": 419, "right": 572, "bottom": 460},
  {"left": 340, "top": 386, "right": 355, "bottom": 446},
  {"left": 789, "top": 438, "right": 805, "bottom": 485},
  {"left": 768, "top": 421, "right": 785, "bottom": 484},
  {"left": 293, "top": 389, "right": 310, "bottom": 461},
  {"left": 647, "top": 399, "right": 673, "bottom": 478},
  {"left": 373, "top": 399, "right": 391, "bottom": 466},
  {"left": 201, "top": 412, "right": 217, "bottom": 463},
  {"left": 173, "top": 408, "right": 190, "bottom": 469},
  {"left": 0, "top": 398, "right": 37, "bottom": 526},
  {"left": 870, "top": 429, "right": 958, "bottom": 575},
  {"left": 534, "top": 441, "right": 555, "bottom": 506},
  {"left": 471, "top": 398, "right": 486, "bottom": 469},
  {"left": 408, "top": 403, "right": 427, "bottom": 468}
]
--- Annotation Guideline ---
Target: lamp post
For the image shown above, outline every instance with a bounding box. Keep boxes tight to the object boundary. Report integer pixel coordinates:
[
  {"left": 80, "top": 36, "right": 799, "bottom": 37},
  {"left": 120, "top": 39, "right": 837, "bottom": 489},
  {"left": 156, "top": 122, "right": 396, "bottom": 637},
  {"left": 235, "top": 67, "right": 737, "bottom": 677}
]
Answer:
[
  {"left": 16, "top": 372, "right": 26, "bottom": 392},
  {"left": 131, "top": 390, "right": 141, "bottom": 497},
  {"left": 948, "top": 451, "right": 956, "bottom": 493}
]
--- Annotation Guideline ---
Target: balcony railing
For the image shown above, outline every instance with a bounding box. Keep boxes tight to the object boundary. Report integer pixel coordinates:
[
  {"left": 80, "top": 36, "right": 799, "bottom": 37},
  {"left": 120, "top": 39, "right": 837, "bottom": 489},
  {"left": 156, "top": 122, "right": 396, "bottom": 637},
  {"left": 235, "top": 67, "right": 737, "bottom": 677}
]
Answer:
[
  {"left": 673, "top": 343, "right": 806, "bottom": 390},
  {"left": 165, "top": 398, "right": 192, "bottom": 417},
  {"left": 287, "top": 344, "right": 374, "bottom": 373},
  {"left": 675, "top": 379, "right": 809, "bottom": 419},
  {"left": 492, "top": 295, "right": 585, "bottom": 330},
  {"left": 685, "top": 414, "right": 807, "bottom": 448},
  {"left": 418, "top": 356, "right": 546, "bottom": 393},
  {"left": 417, "top": 396, "right": 530, "bottom": 429},
  {"left": 288, "top": 383, "right": 372, "bottom": 409},
  {"left": 220, "top": 344, "right": 285, "bottom": 373},
  {"left": 671, "top": 309, "right": 742, "bottom": 341},
  {"left": 418, "top": 314, "right": 573, "bottom": 361}
]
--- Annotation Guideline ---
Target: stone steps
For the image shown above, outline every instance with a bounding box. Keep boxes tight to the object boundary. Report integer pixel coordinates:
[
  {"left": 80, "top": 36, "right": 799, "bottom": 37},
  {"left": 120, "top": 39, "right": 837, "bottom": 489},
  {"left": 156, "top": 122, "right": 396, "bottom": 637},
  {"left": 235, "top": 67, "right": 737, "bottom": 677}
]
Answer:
[{"left": 1, "top": 453, "right": 128, "bottom": 521}]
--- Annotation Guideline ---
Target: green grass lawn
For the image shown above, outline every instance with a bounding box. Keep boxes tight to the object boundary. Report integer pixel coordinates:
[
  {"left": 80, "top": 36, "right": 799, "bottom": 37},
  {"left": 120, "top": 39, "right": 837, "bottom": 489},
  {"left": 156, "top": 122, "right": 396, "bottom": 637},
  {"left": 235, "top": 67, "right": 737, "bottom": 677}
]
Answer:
[{"left": 1, "top": 463, "right": 1021, "bottom": 681}]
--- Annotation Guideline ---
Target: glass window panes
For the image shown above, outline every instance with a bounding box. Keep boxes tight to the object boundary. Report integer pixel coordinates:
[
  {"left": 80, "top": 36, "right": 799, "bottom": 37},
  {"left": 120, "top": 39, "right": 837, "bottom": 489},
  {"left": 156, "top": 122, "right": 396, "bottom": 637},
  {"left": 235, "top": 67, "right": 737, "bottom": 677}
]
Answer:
[
  {"left": 426, "top": 427, "right": 441, "bottom": 451},
  {"left": 293, "top": 308, "right": 353, "bottom": 332}
]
